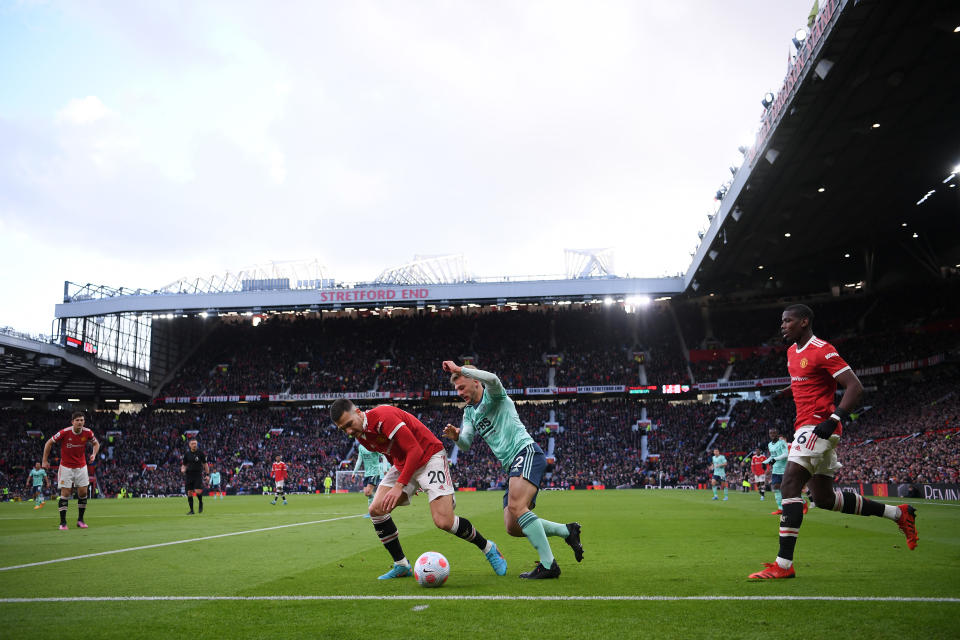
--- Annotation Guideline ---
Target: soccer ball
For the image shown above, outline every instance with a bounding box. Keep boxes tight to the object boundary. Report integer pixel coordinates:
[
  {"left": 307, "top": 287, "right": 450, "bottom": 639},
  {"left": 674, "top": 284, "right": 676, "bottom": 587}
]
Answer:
[{"left": 414, "top": 551, "right": 450, "bottom": 588}]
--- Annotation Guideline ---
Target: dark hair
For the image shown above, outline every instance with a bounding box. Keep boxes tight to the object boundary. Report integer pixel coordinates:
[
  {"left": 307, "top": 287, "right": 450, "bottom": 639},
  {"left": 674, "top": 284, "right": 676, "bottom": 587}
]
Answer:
[
  {"left": 71, "top": 411, "right": 84, "bottom": 420},
  {"left": 330, "top": 398, "right": 356, "bottom": 423},
  {"left": 783, "top": 304, "right": 814, "bottom": 322}
]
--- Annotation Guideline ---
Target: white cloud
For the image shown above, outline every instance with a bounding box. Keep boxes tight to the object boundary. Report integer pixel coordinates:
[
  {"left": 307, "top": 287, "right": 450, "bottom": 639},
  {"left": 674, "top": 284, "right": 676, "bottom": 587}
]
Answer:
[
  {"left": 56, "top": 96, "right": 112, "bottom": 125},
  {"left": 1, "top": 0, "right": 818, "bottom": 334}
]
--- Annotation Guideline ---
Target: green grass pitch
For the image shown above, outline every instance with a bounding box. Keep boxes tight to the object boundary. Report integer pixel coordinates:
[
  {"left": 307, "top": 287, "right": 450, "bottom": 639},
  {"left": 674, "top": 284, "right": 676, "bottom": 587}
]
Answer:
[{"left": 1, "top": 490, "right": 958, "bottom": 639}]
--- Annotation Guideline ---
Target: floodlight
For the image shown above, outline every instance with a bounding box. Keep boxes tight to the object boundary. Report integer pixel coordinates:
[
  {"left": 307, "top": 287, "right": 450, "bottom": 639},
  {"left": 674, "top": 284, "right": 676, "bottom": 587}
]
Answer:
[{"left": 792, "top": 28, "right": 807, "bottom": 49}]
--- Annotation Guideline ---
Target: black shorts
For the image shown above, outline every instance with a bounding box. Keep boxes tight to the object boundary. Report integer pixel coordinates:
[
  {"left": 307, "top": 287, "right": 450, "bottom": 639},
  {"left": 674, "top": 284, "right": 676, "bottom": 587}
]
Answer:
[
  {"left": 185, "top": 474, "right": 204, "bottom": 492},
  {"left": 503, "top": 443, "right": 547, "bottom": 510}
]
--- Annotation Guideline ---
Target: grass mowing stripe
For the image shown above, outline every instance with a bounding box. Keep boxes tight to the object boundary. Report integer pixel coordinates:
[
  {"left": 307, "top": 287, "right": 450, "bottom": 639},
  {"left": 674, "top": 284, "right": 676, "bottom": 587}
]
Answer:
[
  {"left": 1, "top": 595, "right": 958, "bottom": 603},
  {"left": 0, "top": 514, "right": 363, "bottom": 572}
]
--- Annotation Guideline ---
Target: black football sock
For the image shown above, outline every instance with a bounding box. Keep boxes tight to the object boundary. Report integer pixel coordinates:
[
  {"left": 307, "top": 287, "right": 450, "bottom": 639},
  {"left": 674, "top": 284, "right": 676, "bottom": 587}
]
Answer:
[
  {"left": 448, "top": 516, "right": 489, "bottom": 551},
  {"left": 58, "top": 498, "right": 68, "bottom": 525},
  {"left": 188, "top": 495, "right": 194, "bottom": 511},
  {"left": 776, "top": 498, "right": 805, "bottom": 563},
  {"left": 77, "top": 498, "right": 87, "bottom": 522},
  {"left": 371, "top": 514, "right": 406, "bottom": 562}
]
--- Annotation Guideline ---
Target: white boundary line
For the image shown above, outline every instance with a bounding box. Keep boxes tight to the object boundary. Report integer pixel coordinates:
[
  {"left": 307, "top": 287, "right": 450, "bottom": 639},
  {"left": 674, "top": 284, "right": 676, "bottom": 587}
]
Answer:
[
  {"left": 0, "top": 514, "right": 363, "bottom": 572},
  {"left": 0, "top": 595, "right": 958, "bottom": 603}
]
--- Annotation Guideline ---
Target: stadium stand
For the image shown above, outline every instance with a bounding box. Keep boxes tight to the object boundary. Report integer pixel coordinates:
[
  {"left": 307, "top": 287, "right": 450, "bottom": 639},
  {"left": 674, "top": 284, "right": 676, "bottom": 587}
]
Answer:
[{"left": 3, "top": 361, "right": 955, "bottom": 497}]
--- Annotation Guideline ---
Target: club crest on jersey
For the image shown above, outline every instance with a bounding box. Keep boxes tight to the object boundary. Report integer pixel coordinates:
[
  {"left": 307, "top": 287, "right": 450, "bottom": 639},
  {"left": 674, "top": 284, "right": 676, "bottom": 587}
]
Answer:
[{"left": 800, "top": 357, "right": 808, "bottom": 368}]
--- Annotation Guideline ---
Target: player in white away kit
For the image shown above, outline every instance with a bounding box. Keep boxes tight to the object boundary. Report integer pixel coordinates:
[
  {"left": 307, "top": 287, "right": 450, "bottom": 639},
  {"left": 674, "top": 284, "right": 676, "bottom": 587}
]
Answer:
[
  {"left": 749, "top": 305, "right": 918, "bottom": 579},
  {"left": 42, "top": 412, "right": 100, "bottom": 530}
]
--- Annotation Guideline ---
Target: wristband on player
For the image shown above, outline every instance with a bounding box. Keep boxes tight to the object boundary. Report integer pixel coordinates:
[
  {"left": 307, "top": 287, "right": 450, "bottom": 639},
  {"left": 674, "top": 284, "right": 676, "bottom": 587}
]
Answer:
[{"left": 829, "top": 407, "right": 851, "bottom": 426}]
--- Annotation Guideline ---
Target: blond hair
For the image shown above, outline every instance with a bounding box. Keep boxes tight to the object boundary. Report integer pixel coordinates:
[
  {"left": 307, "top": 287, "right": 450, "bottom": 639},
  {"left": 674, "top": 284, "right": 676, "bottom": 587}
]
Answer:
[{"left": 449, "top": 364, "right": 477, "bottom": 385}]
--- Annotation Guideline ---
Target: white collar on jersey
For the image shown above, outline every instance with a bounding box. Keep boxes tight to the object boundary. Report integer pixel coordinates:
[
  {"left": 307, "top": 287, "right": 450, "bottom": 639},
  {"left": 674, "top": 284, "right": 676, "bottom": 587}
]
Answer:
[{"left": 795, "top": 335, "right": 819, "bottom": 353}]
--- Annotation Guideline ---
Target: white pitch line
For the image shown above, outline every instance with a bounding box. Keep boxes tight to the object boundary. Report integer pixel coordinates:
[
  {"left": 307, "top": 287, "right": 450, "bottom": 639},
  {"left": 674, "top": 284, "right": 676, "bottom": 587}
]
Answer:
[
  {"left": 0, "top": 595, "right": 958, "bottom": 603},
  {"left": 0, "top": 514, "right": 363, "bottom": 572},
  {"left": 0, "top": 511, "right": 361, "bottom": 521}
]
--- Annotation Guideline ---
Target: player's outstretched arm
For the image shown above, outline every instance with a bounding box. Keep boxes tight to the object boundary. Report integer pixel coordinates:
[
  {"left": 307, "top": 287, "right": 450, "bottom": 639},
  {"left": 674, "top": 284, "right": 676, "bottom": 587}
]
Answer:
[
  {"left": 772, "top": 385, "right": 793, "bottom": 399},
  {"left": 442, "top": 424, "right": 460, "bottom": 440},
  {"left": 458, "top": 366, "right": 505, "bottom": 396},
  {"left": 441, "top": 360, "right": 461, "bottom": 376},
  {"left": 41, "top": 439, "right": 54, "bottom": 468}
]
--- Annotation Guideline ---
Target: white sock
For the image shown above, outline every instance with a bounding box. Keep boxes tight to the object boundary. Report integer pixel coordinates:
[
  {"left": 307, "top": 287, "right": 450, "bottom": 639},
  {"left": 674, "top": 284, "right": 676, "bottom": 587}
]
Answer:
[
  {"left": 396, "top": 558, "right": 410, "bottom": 567},
  {"left": 883, "top": 504, "right": 901, "bottom": 521},
  {"left": 776, "top": 557, "right": 793, "bottom": 569},
  {"left": 483, "top": 540, "right": 493, "bottom": 554}
]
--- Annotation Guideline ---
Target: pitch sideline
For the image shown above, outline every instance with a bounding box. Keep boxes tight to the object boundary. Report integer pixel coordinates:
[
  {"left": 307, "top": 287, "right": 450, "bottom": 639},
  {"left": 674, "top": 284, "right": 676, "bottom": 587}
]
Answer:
[
  {"left": 0, "top": 595, "right": 958, "bottom": 603},
  {"left": 0, "top": 514, "right": 364, "bottom": 572}
]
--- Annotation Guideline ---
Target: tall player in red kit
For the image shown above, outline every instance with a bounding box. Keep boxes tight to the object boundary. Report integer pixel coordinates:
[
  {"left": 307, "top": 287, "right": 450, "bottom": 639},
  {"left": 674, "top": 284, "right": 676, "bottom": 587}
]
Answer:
[
  {"left": 330, "top": 399, "right": 507, "bottom": 580},
  {"left": 270, "top": 454, "right": 288, "bottom": 505},
  {"left": 749, "top": 305, "right": 918, "bottom": 579},
  {"left": 42, "top": 412, "right": 100, "bottom": 531}
]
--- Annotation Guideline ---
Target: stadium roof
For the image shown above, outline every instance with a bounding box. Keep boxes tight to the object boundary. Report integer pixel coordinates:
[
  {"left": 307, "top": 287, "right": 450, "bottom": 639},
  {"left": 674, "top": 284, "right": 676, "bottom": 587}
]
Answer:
[
  {"left": 686, "top": 0, "right": 960, "bottom": 296},
  {"left": 0, "top": 331, "right": 150, "bottom": 403},
  {"left": 54, "top": 276, "right": 684, "bottom": 319}
]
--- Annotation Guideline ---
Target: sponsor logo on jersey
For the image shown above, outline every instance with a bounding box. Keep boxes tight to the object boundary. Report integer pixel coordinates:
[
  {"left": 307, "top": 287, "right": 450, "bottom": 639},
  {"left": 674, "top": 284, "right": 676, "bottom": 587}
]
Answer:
[
  {"left": 791, "top": 376, "right": 808, "bottom": 382},
  {"left": 476, "top": 417, "right": 494, "bottom": 438},
  {"left": 825, "top": 352, "right": 839, "bottom": 359}
]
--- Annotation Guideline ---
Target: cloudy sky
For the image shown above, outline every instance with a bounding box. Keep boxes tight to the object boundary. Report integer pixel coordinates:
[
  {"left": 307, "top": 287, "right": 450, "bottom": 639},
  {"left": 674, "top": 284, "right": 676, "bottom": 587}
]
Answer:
[{"left": 1, "top": 0, "right": 812, "bottom": 335}]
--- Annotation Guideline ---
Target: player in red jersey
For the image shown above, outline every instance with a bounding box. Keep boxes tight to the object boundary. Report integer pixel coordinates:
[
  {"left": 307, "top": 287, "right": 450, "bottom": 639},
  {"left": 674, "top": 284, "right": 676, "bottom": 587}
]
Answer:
[
  {"left": 749, "top": 448, "right": 768, "bottom": 501},
  {"left": 749, "top": 305, "right": 918, "bottom": 579},
  {"left": 42, "top": 412, "right": 100, "bottom": 531},
  {"left": 330, "top": 399, "right": 507, "bottom": 580},
  {"left": 270, "top": 455, "right": 288, "bottom": 505}
]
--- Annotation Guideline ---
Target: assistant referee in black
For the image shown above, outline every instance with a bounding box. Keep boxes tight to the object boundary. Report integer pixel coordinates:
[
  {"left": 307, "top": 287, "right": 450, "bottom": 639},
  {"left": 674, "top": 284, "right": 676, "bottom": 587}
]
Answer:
[{"left": 181, "top": 439, "right": 209, "bottom": 515}]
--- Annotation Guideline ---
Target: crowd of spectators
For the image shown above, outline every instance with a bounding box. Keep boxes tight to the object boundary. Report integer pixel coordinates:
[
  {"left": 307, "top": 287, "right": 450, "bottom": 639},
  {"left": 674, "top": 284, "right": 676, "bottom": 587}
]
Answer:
[
  {"left": 687, "top": 284, "right": 960, "bottom": 382},
  {"left": 0, "top": 407, "right": 348, "bottom": 497},
  {"left": 6, "top": 354, "right": 959, "bottom": 500},
  {"left": 157, "top": 284, "right": 960, "bottom": 401}
]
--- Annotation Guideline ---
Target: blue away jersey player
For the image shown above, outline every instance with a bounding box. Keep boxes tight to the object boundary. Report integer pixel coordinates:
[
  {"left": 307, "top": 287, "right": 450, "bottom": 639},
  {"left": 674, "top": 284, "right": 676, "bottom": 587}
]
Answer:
[{"left": 443, "top": 361, "right": 584, "bottom": 580}]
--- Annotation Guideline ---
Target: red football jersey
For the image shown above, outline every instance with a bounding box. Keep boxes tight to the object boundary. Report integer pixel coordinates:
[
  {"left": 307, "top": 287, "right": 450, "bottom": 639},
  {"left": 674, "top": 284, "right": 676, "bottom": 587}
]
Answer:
[
  {"left": 271, "top": 461, "right": 288, "bottom": 481},
  {"left": 356, "top": 405, "right": 443, "bottom": 487},
  {"left": 787, "top": 335, "right": 851, "bottom": 434},
  {"left": 51, "top": 427, "right": 98, "bottom": 469},
  {"left": 750, "top": 454, "right": 767, "bottom": 476}
]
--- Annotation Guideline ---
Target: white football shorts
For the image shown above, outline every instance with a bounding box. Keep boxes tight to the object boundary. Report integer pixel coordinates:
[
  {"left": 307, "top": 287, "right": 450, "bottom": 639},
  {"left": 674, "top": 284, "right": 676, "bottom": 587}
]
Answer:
[
  {"left": 788, "top": 425, "right": 842, "bottom": 477},
  {"left": 58, "top": 466, "right": 90, "bottom": 489},
  {"left": 380, "top": 451, "right": 455, "bottom": 505}
]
